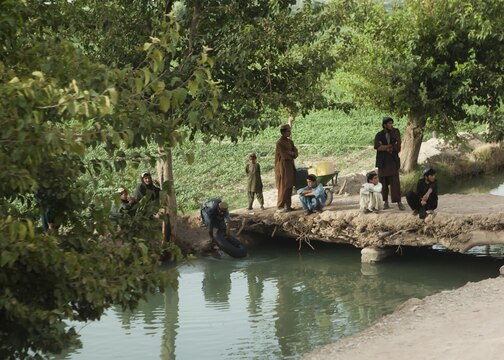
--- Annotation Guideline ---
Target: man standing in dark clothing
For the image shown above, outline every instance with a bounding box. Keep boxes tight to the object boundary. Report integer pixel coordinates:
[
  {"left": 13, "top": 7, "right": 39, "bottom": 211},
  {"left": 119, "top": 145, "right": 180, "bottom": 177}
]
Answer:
[
  {"left": 406, "top": 168, "right": 438, "bottom": 219},
  {"left": 374, "top": 117, "right": 405, "bottom": 210},
  {"left": 133, "top": 171, "right": 160, "bottom": 204},
  {"left": 275, "top": 124, "right": 298, "bottom": 212}
]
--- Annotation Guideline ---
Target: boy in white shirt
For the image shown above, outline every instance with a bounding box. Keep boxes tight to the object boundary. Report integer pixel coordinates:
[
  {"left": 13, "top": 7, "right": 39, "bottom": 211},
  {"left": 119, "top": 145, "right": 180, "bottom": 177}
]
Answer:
[{"left": 360, "top": 172, "right": 383, "bottom": 213}]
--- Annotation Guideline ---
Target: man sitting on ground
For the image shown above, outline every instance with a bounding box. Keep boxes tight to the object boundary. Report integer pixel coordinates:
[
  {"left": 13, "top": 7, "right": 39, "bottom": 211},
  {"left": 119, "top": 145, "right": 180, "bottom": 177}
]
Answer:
[
  {"left": 406, "top": 168, "right": 438, "bottom": 219},
  {"left": 200, "top": 198, "right": 231, "bottom": 248},
  {"left": 132, "top": 171, "right": 160, "bottom": 204},
  {"left": 297, "top": 174, "right": 326, "bottom": 215},
  {"left": 110, "top": 187, "right": 135, "bottom": 217},
  {"left": 360, "top": 171, "right": 383, "bottom": 213}
]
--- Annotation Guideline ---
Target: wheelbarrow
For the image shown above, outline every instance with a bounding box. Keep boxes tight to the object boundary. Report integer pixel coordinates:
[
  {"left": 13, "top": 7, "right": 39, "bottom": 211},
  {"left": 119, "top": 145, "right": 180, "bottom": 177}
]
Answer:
[{"left": 295, "top": 166, "right": 339, "bottom": 206}]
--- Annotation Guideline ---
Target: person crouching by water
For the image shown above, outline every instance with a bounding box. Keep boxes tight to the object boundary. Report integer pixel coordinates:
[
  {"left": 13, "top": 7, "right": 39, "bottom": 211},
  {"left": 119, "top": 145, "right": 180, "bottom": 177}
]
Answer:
[
  {"left": 360, "top": 171, "right": 383, "bottom": 214},
  {"left": 245, "top": 152, "right": 265, "bottom": 211},
  {"left": 406, "top": 168, "right": 438, "bottom": 219},
  {"left": 201, "top": 198, "right": 231, "bottom": 249},
  {"left": 132, "top": 171, "right": 160, "bottom": 204},
  {"left": 297, "top": 174, "right": 326, "bottom": 215}
]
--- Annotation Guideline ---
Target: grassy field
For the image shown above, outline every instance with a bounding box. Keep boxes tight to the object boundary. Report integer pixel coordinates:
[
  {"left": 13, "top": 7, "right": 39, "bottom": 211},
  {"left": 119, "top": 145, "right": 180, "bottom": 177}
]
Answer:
[{"left": 172, "top": 108, "right": 408, "bottom": 212}]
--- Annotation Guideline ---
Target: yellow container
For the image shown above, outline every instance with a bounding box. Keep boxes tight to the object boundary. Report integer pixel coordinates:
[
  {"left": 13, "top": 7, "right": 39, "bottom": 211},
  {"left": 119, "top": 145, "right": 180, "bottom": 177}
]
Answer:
[{"left": 314, "top": 161, "right": 335, "bottom": 176}]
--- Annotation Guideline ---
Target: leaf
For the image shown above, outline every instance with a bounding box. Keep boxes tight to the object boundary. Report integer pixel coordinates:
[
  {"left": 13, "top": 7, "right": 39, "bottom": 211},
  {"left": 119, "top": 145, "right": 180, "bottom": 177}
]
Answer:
[
  {"left": 159, "top": 95, "right": 171, "bottom": 112},
  {"left": 187, "top": 79, "right": 199, "bottom": 95},
  {"left": 185, "top": 152, "right": 195, "bottom": 165},
  {"left": 152, "top": 80, "right": 165, "bottom": 93},
  {"left": 18, "top": 223, "right": 27, "bottom": 241},
  {"left": 172, "top": 88, "right": 187, "bottom": 108},
  {"left": 32, "top": 71, "right": 44, "bottom": 79},
  {"left": 142, "top": 68, "right": 151, "bottom": 86},
  {"left": 108, "top": 88, "right": 118, "bottom": 104}
]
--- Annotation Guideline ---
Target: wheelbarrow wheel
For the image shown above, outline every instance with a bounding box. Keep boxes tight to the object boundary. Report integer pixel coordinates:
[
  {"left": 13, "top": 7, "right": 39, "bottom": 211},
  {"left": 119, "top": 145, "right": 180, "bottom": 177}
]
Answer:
[{"left": 324, "top": 189, "right": 333, "bottom": 206}]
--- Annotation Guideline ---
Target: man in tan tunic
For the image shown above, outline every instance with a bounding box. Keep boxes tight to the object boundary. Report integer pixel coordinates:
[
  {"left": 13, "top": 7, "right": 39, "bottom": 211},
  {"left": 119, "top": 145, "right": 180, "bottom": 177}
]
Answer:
[{"left": 275, "top": 124, "right": 298, "bottom": 212}]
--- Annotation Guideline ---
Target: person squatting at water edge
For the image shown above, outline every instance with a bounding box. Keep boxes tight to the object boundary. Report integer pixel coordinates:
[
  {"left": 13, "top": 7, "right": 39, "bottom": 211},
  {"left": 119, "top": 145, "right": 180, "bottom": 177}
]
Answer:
[
  {"left": 275, "top": 124, "right": 298, "bottom": 212},
  {"left": 245, "top": 152, "right": 265, "bottom": 211},
  {"left": 200, "top": 198, "right": 231, "bottom": 248},
  {"left": 360, "top": 171, "right": 384, "bottom": 214},
  {"left": 297, "top": 174, "right": 326, "bottom": 215},
  {"left": 374, "top": 117, "right": 406, "bottom": 210},
  {"left": 406, "top": 167, "right": 438, "bottom": 220}
]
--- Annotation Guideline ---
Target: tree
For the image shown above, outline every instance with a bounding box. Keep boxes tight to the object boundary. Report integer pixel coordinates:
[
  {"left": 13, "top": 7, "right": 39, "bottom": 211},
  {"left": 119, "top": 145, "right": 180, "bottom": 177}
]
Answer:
[
  {"left": 174, "top": 0, "right": 346, "bottom": 135},
  {"left": 341, "top": 0, "right": 504, "bottom": 171},
  {"left": 0, "top": 1, "right": 218, "bottom": 357}
]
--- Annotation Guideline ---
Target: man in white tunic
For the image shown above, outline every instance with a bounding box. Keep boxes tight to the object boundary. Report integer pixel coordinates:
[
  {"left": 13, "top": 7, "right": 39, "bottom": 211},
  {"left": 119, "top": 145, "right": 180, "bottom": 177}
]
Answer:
[{"left": 360, "top": 172, "right": 383, "bottom": 213}]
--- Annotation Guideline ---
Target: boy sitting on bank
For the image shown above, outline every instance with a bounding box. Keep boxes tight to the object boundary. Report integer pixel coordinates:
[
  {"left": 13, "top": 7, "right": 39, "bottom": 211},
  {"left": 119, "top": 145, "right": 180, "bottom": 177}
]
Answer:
[
  {"left": 360, "top": 171, "right": 383, "bottom": 214},
  {"left": 297, "top": 174, "right": 326, "bottom": 215},
  {"left": 406, "top": 167, "right": 438, "bottom": 219}
]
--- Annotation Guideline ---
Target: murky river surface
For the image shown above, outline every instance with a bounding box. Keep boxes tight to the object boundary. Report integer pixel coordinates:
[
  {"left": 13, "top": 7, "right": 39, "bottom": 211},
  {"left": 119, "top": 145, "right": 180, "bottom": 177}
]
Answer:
[{"left": 52, "top": 240, "right": 504, "bottom": 360}]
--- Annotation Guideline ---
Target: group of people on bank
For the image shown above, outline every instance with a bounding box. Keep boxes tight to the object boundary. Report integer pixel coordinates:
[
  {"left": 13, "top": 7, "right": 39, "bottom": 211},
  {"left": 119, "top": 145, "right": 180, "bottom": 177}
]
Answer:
[
  {"left": 114, "top": 116, "right": 438, "bottom": 248},
  {"left": 271, "top": 117, "right": 438, "bottom": 219}
]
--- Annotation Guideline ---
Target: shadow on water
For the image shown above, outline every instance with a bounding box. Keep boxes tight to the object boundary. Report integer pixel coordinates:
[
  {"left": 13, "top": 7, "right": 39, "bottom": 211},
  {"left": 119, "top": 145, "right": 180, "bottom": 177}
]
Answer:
[{"left": 52, "top": 236, "right": 504, "bottom": 360}]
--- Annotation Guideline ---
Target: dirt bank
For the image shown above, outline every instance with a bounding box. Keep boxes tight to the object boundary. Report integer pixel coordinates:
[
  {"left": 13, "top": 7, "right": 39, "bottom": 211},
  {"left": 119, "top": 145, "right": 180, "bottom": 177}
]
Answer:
[
  {"left": 303, "top": 276, "right": 504, "bottom": 360},
  {"left": 235, "top": 193, "right": 504, "bottom": 254}
]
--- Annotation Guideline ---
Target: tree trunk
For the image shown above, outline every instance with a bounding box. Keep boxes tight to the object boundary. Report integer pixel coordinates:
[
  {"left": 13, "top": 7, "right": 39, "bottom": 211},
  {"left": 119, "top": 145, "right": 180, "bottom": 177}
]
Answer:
[
  {"left": 157, "top": 148, "right": 177, "bottom": 242},
  {"left": 400, "top": 113, "right": 426, "bottom": 173}
]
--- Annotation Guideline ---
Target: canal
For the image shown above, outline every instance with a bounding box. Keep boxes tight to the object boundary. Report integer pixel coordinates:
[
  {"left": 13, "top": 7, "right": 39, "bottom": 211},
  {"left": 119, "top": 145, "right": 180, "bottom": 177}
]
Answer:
[{"left": 52, "top": 239, "right": 504, "bottom": 360}]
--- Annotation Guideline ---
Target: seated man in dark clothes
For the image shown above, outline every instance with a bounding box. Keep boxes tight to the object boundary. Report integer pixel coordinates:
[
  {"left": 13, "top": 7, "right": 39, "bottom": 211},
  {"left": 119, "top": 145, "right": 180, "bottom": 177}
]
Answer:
[
  {"left": 132, "top": 171, "right": 160, "bottom": 204},
  {"left": 110, "top": 187, "right": 135, "bottom": 219},
  {"left": 406, "top": 168, "right": 438, "bottom": 219}
]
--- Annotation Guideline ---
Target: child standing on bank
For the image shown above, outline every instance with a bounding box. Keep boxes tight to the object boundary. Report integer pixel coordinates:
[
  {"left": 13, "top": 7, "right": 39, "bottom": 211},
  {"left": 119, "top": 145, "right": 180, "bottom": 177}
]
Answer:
[{"left": 245, "top": 152, "right": 265, "bottom": 210}]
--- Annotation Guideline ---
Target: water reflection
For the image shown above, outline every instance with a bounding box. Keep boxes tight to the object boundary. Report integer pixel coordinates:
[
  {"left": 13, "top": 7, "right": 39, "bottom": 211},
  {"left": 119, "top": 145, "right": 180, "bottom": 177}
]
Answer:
[
  {"left": 490, "top": 182, "right": 504, "bottom": 196},
  {"left": 53, "top": 243, "right": 504, "bottom": 360}
]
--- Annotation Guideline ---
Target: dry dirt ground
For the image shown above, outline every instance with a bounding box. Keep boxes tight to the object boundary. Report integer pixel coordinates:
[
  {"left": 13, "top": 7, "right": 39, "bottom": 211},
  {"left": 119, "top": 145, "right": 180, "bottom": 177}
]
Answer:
[{"left": 303, "top": 276, "right": 504, "bottom": 360}]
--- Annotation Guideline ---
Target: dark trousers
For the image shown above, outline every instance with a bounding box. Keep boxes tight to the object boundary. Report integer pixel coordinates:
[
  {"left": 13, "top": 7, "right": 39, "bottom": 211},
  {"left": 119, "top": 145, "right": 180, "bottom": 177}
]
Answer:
[
  {"left": 380, "top": 174, "right": 401, "bottom": 203},
  {"left": 247, "top": 191, "right": 264, "bottom": 208},
  {"left": 406, "top": 191, "right": 438, "bottom": 211}
]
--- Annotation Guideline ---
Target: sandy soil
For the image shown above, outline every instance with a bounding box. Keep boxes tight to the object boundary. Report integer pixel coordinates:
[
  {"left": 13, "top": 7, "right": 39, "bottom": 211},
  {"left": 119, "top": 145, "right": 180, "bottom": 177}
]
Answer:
[{"left": 303, "top": 276, "right": 504, "bottom": 360}]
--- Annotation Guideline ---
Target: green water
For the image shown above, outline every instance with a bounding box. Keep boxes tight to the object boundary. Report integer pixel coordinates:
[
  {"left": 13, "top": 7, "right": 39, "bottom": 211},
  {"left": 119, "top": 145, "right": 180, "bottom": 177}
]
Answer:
[
  {"left": 52, "top": 240, "right": 504, "bottom": 360},
  {"left": 442, "top": 172, "right": 504, "bottom": 195}
]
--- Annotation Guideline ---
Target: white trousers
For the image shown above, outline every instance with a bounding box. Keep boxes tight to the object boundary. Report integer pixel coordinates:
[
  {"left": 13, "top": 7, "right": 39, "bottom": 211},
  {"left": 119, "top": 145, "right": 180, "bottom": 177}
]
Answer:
[{"left": 359, "top": 192, "right": 383, "bottom": 211}]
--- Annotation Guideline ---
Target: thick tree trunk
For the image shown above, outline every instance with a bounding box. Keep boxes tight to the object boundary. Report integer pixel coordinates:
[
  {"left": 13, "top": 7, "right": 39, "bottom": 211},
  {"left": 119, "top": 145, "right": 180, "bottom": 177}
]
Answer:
[
  {"left": 157, "top": 148, "right": 177, "bottom": 242},
  {"left": 400, "top": 113, "right": 426, "bottom": 173}
]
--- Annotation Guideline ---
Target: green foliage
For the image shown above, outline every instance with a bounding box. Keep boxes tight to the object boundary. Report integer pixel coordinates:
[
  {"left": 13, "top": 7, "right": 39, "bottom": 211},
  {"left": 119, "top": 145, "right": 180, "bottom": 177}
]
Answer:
[
  {"left": 173, "top": 0, "right": 347, "bottom": 139},
  {"left": 341, "top": 0, "right": 504, "bottom": 139},
  {"left": 0, "top": 1, "right": 217, "bottom": 357}
]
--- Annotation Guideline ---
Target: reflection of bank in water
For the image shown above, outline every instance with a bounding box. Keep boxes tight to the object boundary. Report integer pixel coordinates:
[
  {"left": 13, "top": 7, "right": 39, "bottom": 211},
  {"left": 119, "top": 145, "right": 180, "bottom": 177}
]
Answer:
[{"left": 51, "top": 241, "right": 504, "bottom": 360}]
